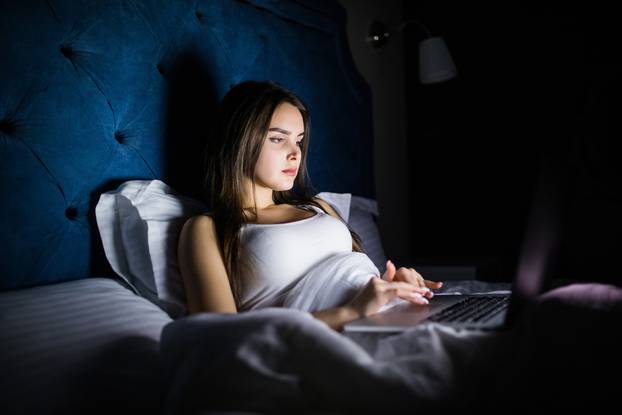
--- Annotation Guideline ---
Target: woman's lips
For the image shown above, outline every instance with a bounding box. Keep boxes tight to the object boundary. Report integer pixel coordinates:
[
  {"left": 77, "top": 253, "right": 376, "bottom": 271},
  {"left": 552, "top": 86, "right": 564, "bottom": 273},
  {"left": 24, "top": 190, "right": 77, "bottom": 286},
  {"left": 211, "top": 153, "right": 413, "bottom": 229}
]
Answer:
[{"left": 282, "top": 169, "right": 297, "bottom": 176}]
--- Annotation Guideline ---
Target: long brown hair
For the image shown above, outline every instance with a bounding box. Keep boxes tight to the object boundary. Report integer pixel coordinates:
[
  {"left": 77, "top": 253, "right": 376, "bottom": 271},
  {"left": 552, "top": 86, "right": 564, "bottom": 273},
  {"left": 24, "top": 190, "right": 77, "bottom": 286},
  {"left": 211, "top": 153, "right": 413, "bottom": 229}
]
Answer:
[{"left": 202, "top": 80, "right": 365, "bottom": 310}]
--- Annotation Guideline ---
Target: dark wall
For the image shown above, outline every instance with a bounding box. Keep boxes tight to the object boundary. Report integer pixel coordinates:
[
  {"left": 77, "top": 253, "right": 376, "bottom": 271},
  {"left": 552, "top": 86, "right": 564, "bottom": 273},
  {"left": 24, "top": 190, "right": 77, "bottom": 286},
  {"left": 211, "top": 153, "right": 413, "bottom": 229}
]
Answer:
[{"left": 403, "top": 3, "right": 621, "bottom": 285}]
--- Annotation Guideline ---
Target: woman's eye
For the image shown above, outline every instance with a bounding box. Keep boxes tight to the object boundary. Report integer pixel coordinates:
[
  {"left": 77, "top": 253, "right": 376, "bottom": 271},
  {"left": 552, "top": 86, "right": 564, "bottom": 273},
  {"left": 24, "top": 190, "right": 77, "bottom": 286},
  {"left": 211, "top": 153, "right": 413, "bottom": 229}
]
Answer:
[{"left": 269, "top": 137, "right": 303, "bottom": 147}]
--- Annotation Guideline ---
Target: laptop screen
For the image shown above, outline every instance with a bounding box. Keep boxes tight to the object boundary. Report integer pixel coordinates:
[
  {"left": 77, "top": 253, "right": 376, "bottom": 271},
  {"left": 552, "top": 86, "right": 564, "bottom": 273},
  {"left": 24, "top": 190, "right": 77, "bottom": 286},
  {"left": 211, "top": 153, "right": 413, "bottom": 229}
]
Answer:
[{"left": 505, "top": 153, "right": 569, "bottom": 324}]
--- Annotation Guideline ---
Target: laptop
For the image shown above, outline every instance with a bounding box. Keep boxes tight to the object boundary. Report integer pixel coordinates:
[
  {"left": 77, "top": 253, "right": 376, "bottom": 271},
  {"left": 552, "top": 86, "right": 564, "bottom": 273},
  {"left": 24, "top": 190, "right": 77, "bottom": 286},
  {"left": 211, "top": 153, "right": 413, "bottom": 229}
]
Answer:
[{"left": 344, "top": 155, "right": 568, "bottom": 333}]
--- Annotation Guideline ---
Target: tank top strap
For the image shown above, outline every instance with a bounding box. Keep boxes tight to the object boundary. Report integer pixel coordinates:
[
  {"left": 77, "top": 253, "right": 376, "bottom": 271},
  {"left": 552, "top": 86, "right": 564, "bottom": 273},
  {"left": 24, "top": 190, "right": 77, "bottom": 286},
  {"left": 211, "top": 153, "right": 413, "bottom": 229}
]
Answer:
[{"left": 305, "top": 203, "right": 325, "bottom": 214}]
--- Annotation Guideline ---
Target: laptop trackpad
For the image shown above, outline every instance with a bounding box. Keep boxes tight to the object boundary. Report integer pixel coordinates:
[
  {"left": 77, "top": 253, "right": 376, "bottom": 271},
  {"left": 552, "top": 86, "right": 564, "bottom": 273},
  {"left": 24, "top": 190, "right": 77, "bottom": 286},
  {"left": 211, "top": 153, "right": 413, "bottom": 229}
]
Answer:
[{"left": 344, "top": 295, "right": 464, "bottom": 332}]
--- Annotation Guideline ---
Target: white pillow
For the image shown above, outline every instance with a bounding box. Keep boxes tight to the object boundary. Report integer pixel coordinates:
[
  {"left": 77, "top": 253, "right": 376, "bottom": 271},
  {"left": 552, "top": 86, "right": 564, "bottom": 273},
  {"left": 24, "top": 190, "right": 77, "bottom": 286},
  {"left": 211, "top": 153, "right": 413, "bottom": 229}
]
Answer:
[
  {"left": 95, "top": 182, "right": 387, "bottom": 318},
  {"left": 349, "top": 195, "right": 388, "bottom": 274},
  {"left": 316, "top": 192, "right": 387, "bottom": 274},
  {"left": 95, "top": 180, "right": 208, "bottom": 318},
  {"left": 315, "top": 191, "right": 351, "bottom": 222}
]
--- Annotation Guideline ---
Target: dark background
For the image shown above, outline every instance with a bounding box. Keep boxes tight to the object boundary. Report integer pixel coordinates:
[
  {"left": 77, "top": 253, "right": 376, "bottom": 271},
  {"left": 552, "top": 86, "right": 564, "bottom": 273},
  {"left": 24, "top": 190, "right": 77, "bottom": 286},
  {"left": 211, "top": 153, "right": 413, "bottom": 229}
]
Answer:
[{"left": 403, "top": 3, "right": 621, "bottom": 285}]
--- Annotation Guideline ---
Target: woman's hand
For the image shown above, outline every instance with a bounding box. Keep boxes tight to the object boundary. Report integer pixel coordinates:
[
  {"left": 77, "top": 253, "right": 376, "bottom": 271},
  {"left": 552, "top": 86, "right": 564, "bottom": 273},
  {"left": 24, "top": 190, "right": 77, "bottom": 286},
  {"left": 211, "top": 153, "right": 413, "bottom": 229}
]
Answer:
[
  {"left": 386, "top": 259, "right": 443, "bottom": 290},
  {"left": 345, "top": 260, "right": 436, "bottom": 318}
]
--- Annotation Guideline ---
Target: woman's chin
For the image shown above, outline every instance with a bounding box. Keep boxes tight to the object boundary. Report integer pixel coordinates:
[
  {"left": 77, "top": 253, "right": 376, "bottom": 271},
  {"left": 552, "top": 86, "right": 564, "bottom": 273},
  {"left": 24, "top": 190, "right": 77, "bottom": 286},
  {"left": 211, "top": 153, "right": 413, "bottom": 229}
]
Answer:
[{"left": 274, "top": 181, "right": 295, "bottom": 191}]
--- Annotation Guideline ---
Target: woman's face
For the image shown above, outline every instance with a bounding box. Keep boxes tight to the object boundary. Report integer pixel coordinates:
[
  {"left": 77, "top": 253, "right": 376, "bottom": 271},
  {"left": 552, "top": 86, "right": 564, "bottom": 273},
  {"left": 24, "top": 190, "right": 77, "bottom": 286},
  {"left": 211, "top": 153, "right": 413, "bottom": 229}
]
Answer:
[{"left": 253, "top": 102, "right": 305, "bottom": 191}]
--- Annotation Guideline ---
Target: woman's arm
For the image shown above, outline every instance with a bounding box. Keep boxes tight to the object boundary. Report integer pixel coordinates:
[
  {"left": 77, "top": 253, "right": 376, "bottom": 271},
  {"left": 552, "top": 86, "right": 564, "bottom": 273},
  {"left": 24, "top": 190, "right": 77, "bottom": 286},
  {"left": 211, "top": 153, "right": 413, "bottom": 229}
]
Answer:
[
  {"left": 311, "top": 262, "right": 436, "bottom": 332},
  {"left": 178, "top": 214, "right": 237, "bottom": 314},
  {"left": 311, "top": 305, "right": 361, "bottom": 332}
]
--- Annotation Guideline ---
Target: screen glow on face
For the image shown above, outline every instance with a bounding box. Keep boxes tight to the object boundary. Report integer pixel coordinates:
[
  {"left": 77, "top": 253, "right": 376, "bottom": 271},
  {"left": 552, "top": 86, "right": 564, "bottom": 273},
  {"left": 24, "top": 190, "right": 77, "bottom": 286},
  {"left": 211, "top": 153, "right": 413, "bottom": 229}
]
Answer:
[{"left": 254, "top": 102, "right": 305, "bottom": 191}]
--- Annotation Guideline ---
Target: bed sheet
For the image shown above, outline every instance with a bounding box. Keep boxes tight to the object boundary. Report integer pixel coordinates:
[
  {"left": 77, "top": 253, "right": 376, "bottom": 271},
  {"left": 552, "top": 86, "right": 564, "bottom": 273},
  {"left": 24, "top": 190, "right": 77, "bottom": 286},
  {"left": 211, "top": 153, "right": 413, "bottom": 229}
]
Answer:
[{"left": 0, "top": 277, "right": 173, "bottom": 415}]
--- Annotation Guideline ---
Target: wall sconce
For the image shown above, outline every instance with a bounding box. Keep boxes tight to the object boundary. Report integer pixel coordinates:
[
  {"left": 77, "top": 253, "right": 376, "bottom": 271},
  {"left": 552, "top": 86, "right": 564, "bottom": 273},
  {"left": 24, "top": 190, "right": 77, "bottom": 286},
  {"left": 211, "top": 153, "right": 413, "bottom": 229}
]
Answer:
[{"left": 366, "top": 19, "right": 458, "bottom": 85}]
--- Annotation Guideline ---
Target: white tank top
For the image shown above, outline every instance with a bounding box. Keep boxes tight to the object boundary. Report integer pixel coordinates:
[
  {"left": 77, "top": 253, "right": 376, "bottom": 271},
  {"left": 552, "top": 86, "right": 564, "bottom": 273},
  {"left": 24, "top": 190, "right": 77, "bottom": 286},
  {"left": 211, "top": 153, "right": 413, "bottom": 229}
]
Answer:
[{"left": 238, "top": 204, "right": 352, "bottom": 311}]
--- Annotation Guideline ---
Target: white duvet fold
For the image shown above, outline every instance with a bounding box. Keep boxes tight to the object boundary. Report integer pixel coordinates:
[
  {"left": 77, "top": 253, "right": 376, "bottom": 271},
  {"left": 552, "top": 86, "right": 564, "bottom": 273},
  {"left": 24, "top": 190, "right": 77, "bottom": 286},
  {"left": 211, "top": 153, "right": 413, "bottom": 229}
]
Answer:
[{"left": 159, "top": 307, "right": 513, "bottom": 414}]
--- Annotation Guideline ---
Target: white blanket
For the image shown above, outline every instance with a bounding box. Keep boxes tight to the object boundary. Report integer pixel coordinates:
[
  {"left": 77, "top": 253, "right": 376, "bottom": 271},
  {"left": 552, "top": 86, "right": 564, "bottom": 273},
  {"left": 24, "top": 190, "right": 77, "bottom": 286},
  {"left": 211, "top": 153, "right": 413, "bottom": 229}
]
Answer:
[
  {"left": 160, "top": 308, "right": 518, "bottom": 414},
  {"left": 159, "top": 252, "right": 517, "bottom": 413}
]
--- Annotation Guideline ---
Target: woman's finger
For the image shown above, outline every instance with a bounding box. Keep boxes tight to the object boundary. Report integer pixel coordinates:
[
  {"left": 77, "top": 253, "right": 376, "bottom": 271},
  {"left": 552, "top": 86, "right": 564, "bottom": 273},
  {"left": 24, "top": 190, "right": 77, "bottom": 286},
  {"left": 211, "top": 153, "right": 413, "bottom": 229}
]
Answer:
[
  {"left": 424, "top": 279, "right": 444, "bottom": 288},
  {"left": 395, "top": 267, "right": 426, "bottom": 289},
  {"left": 395, "top": 269, "right": 425, "bottom": 288},
  {"left": 382, "top": 260, "right": 396, "bottom": 281},
  {"left": 395, "top": 267, "right": 416, "bottom": 282},
  {"left": 411, "top": 277, "right": 426, "bottom": 289},
  {"left": 409, "top": 268, "right": 431, "bottom": 288},
  {"left": 383, "top": 281, "right": 433, "bottom": 295},
  {"left": 394, "top": 288, "right": 429, "bottom": 305}
]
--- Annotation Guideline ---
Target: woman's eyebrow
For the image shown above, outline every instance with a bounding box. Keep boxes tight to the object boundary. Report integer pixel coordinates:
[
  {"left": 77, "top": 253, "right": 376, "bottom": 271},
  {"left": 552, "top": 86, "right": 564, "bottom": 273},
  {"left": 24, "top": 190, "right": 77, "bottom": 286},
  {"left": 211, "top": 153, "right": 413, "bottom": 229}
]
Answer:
[{"left": 268, "top": 127, "right": 304, "bottom": 136}]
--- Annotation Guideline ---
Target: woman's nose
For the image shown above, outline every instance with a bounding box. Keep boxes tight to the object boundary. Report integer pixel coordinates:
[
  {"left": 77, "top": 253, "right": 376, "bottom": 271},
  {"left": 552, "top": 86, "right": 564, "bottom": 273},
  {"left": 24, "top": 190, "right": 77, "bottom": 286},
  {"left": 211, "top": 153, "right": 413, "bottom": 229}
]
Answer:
[{"left": 287, "top": 142, "right": 301, "bottom": 157}]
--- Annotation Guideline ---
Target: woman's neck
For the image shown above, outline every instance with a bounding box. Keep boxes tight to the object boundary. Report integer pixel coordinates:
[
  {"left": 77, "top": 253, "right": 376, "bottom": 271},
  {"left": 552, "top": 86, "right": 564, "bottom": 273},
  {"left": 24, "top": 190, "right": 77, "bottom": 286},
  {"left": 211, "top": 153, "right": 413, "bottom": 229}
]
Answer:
[{"left": 241, "top": 178, "right": 274, "bottom": 210}]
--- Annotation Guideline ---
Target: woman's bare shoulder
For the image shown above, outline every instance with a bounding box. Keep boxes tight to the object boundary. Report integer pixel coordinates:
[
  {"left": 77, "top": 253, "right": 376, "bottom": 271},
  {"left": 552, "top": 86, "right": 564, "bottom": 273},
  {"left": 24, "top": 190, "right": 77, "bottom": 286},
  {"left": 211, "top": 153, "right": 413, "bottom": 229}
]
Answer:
[{"left": 182, "top": 213, "right": 216, "bottom": 235}]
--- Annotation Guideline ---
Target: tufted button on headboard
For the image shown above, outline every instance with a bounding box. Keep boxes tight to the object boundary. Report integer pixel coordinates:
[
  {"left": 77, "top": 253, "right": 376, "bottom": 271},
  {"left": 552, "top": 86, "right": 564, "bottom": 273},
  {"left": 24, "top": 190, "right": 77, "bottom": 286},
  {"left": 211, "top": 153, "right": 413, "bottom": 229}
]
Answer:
[{"left": 0, "top": 0, "right": 375, "bottom": 290}]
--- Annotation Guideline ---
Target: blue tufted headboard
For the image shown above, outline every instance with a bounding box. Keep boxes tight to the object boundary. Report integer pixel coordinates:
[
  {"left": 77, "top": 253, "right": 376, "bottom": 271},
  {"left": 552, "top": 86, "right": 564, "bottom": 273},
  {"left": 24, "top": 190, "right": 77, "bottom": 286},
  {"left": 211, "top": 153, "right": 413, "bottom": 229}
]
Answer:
[{"left": 0, "top": 0, "right": 375, "bottom": 290}]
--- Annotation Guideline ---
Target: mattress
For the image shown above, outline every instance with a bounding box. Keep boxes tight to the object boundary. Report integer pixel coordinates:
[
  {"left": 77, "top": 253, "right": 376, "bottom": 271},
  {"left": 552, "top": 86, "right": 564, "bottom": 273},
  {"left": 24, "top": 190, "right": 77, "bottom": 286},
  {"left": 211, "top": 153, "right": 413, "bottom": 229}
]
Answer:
[{"left": 0, "top": 277, "right": 173, "bottom": 415}]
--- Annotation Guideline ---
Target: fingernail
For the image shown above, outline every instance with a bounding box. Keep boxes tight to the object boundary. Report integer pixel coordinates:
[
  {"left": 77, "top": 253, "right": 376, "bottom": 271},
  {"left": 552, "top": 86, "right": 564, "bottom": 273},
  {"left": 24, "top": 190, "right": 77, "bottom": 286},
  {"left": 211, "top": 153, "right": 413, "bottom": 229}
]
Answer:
[
  {"left": 421, "top": 287, "right": 431, "bottom": 292},
  {"left": 411, "top": 292, "right": 429, "bottom": 304},
  {"left": 410, "top": 292, "right": 427, "bottom": 300}
]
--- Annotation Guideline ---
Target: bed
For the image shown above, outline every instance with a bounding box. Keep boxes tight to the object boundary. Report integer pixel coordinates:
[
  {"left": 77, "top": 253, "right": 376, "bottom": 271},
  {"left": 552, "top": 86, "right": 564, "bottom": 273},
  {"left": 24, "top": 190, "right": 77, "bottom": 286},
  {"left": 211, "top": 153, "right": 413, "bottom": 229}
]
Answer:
[
  {"left": 0, "top": 1, "right": 376, "bottom": 413},
  {"left": 1, "top": 1, "right": 620, "bottom": 414}
]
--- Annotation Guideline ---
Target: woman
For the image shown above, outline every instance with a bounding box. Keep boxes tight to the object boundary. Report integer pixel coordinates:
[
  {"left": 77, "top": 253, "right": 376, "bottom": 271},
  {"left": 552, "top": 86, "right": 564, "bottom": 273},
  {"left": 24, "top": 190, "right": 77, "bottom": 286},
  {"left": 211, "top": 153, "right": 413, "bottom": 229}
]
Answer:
[{"left": 177, "top": 80, "right": 442, "bottom": 332}]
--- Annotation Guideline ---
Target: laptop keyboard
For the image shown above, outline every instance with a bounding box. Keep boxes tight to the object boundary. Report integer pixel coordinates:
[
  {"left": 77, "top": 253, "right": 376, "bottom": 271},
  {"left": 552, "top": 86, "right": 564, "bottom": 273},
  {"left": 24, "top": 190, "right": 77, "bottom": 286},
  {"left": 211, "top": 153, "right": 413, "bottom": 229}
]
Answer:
[{"left": 427, "top": 295, "right": 510, "bottom": 324}]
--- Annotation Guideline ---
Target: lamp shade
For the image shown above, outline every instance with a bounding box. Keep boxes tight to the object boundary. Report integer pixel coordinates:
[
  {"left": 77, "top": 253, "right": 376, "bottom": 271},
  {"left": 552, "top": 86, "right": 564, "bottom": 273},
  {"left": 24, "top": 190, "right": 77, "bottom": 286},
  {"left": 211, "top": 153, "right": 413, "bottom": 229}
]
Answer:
[{"left": 418, "top": 36, "right": 458, "bottom": 84}]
